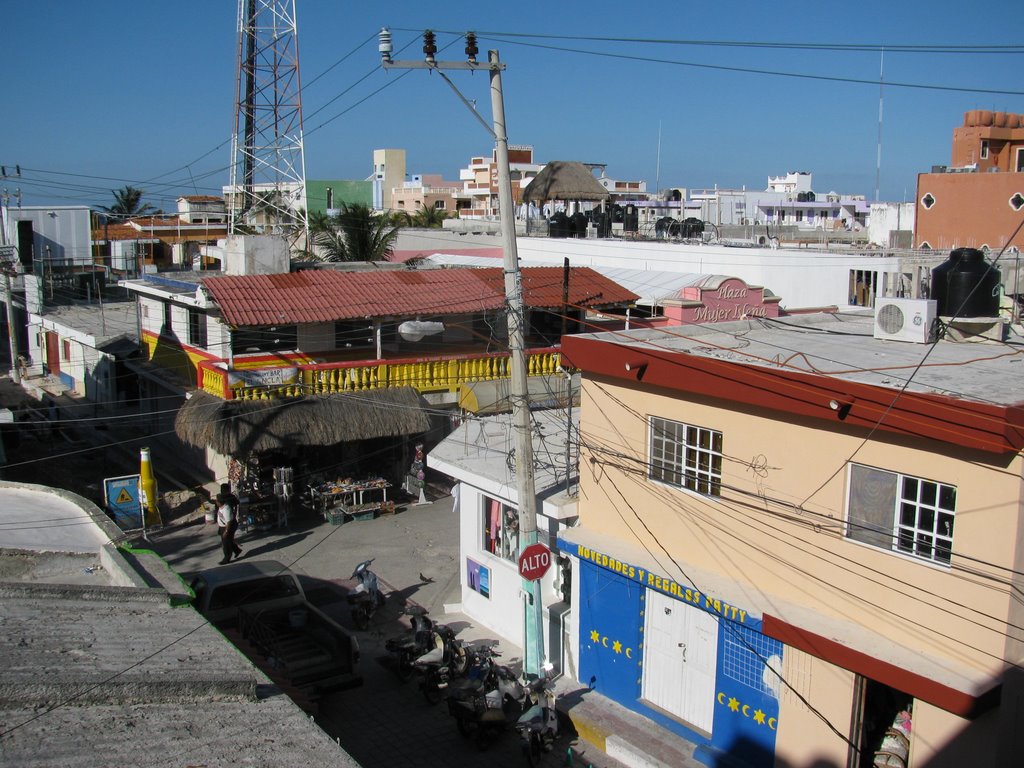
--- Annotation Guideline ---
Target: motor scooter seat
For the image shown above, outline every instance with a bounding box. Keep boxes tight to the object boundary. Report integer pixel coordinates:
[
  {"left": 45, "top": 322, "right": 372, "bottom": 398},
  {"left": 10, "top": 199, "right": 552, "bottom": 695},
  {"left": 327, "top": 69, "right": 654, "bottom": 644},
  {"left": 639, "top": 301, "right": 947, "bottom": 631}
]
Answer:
[{"left": 415, "top": 647, "right": 444, "bottom": 665}]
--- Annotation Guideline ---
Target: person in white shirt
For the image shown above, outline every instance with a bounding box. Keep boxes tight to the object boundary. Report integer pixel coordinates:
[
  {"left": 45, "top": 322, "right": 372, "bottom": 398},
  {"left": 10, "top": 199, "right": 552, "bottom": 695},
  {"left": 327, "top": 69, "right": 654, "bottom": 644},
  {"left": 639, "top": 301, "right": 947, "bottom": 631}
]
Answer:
[{"left": 215, "top": 483, "right": 242, "bottom": 564}]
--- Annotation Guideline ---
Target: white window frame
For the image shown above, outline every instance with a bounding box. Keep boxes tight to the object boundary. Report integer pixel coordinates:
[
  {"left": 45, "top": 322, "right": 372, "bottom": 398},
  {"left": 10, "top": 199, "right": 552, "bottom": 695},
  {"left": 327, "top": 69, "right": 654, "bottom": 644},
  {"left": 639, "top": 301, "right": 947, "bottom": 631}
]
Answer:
[
  {"left": 980, "top": 139, "right": 989, "bottom": 160},
  {"left": 648, "top": 416, "right": 723, "bottom": 497},
  {"left": 481, "top": 495, "right": 519, "bottom": 563},
  {"left": 845, "top": 463, "right": 956, "bottom": 565}
]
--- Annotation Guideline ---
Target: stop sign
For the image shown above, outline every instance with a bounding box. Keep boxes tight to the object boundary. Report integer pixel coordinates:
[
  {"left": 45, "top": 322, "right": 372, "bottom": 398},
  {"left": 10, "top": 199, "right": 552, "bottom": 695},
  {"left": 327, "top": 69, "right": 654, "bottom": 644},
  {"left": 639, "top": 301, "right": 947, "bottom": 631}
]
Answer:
[{"left": 518, "top": 542, "right": 553, "bottom": 581}]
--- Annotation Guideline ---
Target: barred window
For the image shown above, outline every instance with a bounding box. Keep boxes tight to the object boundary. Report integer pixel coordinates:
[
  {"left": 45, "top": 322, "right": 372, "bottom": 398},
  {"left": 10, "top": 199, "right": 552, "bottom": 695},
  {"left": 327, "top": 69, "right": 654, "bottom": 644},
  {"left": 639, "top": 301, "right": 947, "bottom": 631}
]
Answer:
[
  {"left": 649, "top": 417, "right": 723, "bottom": 496},
  {"left": 847, "top": 464, "right": 956, "bottom": 565}
]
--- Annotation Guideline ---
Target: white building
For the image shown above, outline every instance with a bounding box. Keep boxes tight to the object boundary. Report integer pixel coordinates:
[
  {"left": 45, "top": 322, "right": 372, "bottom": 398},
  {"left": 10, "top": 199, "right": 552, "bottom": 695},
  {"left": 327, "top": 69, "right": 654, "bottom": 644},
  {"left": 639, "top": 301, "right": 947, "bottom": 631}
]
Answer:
[{"left": 428, "top": 409, "right": 578, "bottom": 674}]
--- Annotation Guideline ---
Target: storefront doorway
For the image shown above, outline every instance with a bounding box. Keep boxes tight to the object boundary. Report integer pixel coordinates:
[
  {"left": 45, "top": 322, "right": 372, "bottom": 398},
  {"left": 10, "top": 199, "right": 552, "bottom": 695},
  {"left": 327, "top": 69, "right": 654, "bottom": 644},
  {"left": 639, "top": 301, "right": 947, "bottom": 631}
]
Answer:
[{"left": 642, "top": 589, "right": 719, "bottom": 733}]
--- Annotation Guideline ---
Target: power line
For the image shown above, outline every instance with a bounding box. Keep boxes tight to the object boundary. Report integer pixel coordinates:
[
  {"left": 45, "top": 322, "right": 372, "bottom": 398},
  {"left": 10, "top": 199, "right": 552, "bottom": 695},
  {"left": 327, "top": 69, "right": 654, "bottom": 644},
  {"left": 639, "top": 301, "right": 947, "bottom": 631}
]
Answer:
[{"left": 394, "top": 29, "right": 1024, "bottom": 97}]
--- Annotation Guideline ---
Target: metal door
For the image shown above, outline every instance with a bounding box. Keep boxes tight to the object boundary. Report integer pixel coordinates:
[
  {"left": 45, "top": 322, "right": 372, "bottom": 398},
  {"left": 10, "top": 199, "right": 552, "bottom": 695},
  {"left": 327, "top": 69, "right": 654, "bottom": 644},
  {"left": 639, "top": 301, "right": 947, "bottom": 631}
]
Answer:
[{"left": 642, "top": 589, "right": 719, "bottom": 732}]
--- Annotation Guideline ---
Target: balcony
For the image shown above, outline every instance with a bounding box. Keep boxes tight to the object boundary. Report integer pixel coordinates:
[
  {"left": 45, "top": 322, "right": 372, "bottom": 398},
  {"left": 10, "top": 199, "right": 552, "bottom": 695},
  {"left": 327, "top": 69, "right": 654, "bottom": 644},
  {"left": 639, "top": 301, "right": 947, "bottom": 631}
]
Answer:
[{"left": 197, "top": 347, "right": 562, "bottom": 401}]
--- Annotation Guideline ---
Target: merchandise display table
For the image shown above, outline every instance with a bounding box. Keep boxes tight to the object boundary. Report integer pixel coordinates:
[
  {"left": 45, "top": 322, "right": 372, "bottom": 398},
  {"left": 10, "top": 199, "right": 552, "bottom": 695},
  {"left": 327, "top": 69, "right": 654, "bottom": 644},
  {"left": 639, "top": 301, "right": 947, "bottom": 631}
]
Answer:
[{"left": 310, "top": 478, "right": 394, "bottom": 524}]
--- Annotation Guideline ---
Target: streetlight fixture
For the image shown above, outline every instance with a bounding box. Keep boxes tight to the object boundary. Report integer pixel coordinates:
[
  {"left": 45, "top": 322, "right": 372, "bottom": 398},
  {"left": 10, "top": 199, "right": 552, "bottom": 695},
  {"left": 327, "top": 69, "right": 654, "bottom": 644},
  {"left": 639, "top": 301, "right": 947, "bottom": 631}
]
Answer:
[{"left": 379, "top": 29, "right": 545, "bottom": 679}]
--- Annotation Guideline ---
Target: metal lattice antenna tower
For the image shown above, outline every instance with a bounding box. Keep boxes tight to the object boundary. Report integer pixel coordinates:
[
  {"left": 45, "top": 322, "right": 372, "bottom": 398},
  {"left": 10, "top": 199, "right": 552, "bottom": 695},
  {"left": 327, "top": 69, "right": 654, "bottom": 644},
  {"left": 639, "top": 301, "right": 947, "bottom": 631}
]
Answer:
[{"left": 228, "top": 0, "right": 308, "bottom": 247}]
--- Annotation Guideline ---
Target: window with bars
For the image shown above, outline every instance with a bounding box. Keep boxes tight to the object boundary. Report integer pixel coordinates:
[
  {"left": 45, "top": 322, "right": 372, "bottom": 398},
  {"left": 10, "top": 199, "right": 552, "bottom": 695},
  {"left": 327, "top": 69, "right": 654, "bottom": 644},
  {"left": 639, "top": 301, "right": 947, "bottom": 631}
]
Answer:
[
  {"left": 846, "top": 464, "right": 956, "bottom": 565},
  {"left": 648, "top": 417, "right": 723, "bottom": 496}
]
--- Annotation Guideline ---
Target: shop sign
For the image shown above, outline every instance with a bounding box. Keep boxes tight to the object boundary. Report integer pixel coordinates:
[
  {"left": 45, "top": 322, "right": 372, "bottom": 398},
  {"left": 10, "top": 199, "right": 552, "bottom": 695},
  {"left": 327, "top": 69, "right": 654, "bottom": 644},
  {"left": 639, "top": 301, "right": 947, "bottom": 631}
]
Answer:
[
  {"left": 228, "top": 367, "right": 298, "bottom": 388},
  {"left": 567, "top": 541, "right": 752, "bottom": 625}
]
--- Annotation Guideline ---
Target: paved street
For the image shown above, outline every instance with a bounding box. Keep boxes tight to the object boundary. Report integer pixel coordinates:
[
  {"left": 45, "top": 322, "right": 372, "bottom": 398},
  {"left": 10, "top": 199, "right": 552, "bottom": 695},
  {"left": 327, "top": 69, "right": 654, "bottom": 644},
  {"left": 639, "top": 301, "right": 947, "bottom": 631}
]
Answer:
[{"left": 146, "top": 497, "right": 626, "bottom": 768}]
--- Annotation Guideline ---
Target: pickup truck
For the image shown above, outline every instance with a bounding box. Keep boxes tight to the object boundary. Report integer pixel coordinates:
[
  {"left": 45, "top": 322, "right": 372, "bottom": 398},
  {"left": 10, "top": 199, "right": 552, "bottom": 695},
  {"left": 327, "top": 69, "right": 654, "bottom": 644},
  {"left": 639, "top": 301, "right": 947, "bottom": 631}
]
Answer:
[{"left": 190, "top": 560, "right": 362, "bottom": 699}]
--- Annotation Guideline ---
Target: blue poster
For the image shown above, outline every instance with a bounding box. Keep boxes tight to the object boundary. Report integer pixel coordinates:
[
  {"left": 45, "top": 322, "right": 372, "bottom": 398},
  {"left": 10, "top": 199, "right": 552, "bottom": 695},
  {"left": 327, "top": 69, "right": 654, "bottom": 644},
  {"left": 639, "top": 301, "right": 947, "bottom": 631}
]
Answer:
[{"left": 466, "top": 558, "right": 490, "bottom": 599}]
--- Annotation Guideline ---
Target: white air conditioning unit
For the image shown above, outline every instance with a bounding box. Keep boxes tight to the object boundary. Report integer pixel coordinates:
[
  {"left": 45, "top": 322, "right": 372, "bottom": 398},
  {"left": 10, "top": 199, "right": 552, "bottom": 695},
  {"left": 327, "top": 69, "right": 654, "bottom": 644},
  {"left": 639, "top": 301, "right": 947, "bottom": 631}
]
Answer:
[{"left": 873, "top": 298, "right": 937, "bottom": 343}]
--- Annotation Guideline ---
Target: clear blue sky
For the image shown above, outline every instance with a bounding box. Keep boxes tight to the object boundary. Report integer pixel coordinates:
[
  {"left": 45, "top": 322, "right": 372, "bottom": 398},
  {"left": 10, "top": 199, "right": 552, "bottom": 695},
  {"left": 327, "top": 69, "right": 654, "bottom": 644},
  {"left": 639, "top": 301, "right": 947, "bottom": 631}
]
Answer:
[{"left": 3, "top": 1, "right": 1022, "bottom": 211}]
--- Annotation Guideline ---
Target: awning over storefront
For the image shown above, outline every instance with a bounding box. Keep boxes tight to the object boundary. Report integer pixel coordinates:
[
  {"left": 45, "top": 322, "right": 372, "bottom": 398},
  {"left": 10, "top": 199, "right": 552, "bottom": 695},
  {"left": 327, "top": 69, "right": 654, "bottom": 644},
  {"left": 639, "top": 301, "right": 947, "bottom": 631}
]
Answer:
[{"left": 174, "top": 387, "right": 430, "bottom": 456}]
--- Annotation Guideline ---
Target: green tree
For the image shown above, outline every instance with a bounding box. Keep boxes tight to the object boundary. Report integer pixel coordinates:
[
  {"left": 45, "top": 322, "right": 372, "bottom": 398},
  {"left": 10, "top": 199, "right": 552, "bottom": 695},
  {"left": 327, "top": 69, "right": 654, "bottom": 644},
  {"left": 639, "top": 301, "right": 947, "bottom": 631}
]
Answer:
[
  {"left": 411, "top": 204, "right": 450, "bottom": 228},
  {"left": 99, "top": 185, "right": 156, "bottom": 219},
  {"left": 314, "top": 202, "right": 400, "bottom": 262}
]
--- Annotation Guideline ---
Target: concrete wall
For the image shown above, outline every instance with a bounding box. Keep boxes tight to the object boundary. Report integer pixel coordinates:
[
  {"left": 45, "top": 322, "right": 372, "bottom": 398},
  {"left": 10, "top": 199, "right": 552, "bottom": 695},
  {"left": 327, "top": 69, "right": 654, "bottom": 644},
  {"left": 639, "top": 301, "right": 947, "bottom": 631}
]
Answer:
[
  {"left": 393, "top": 229, "right": 924, "bottom": 310},
  {"left": 573, "top": 374, "right": 1024, "bottom": 763},
  {"left": 223, "top": 234, "right": 289, "bottom": 276}
]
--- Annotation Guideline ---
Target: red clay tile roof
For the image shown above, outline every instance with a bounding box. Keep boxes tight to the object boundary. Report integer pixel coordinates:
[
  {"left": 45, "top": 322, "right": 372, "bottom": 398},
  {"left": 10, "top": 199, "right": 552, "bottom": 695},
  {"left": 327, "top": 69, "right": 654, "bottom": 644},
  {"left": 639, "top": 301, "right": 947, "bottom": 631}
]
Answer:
[
  {"left": 202, "top": 267, "right": 637, "bottom": 327},
  {"left": 91, "top": 223, "right": 146, "bottom": 241},
  {"left": 179, "top": 195, "right": 224, "bottom": 202}
]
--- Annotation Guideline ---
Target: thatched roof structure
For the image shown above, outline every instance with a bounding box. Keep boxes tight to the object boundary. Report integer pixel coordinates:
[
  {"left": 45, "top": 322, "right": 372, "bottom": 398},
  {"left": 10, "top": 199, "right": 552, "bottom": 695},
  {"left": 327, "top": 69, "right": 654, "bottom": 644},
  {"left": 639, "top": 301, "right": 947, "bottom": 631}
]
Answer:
[
  {"left": 174, "top": 388, "right": 431, "bottom": 457},
  {"left": 521, "top": 161, "right": 609, "bottom": 203}
]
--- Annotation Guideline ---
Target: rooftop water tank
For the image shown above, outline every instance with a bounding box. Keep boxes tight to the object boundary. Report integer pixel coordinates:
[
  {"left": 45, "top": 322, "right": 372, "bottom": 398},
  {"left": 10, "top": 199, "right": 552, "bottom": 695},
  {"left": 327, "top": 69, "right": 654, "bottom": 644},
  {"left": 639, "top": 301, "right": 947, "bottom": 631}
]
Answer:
[{"left": 930, "top": 247, "right": 1001, "bottom": 318}]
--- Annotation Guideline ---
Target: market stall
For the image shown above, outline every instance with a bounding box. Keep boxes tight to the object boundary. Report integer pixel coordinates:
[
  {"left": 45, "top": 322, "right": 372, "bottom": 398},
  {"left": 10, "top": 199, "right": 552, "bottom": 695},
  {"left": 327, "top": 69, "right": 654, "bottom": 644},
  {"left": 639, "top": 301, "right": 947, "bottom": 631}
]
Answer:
[{"left": 310, "top": 477, "right": 394, "bottom": 524}]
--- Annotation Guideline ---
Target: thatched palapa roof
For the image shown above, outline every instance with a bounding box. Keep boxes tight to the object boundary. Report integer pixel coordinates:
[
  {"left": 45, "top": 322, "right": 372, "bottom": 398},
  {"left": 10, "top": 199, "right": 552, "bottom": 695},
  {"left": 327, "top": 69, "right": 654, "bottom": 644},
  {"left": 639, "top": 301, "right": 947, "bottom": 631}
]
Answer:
[
  {"left": 175, "top": 388, "right": 430, "bottom": 457},
  {"left": 521, "top": 161, "right": 610, "bottom": 203}
]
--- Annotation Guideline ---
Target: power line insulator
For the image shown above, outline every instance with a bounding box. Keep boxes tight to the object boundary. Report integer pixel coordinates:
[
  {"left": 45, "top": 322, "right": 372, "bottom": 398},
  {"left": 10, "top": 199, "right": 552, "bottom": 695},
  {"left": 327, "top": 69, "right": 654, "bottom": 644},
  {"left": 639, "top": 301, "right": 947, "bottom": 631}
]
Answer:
[
  {"left": 465, "top": 32, "right": 478, "bottom": 64},
  {"left": 423, "top": 30, "right": 437, "bottom": 63},
  {"left": 378, "top": 27, "right": 393, "bottom": 64}
]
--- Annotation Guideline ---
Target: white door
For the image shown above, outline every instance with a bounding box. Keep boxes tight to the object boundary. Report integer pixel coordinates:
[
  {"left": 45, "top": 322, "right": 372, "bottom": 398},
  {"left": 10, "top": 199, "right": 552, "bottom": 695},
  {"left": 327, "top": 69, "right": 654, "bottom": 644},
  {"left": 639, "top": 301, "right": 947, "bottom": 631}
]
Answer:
[{"left": 642, "top": 589, "right": 719, "bottom": 732}]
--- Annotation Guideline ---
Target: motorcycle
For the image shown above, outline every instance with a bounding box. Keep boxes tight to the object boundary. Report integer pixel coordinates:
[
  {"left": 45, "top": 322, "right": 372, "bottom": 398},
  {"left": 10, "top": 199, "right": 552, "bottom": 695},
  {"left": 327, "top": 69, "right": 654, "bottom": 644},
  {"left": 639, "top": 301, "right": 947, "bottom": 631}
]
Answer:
[
  {"left": 446, "top": 646, "right": 528, "bottom": 750},
  {"left": 347, "top": 558, "right": 385, "bottom": 630},
  {"left": 411, "top": 622, "right": 469, "bottom": 703},
  {"left": 515, "top": 670, "right": 560, "bottom": 766},
  {"left": 384, "top": 604, "right": 436, "bottom": 681}
]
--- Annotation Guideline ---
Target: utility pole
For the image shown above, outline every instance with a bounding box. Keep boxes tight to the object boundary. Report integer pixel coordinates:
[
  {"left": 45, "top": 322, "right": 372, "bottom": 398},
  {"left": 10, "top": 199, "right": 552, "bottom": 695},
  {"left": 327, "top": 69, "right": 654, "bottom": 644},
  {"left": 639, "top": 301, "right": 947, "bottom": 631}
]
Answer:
[
  {"left": 380, "top": 30, "right": 545, "bottom": 678},
  {"left": 0, "top": 190, "right": 21, "bottom": 384}
]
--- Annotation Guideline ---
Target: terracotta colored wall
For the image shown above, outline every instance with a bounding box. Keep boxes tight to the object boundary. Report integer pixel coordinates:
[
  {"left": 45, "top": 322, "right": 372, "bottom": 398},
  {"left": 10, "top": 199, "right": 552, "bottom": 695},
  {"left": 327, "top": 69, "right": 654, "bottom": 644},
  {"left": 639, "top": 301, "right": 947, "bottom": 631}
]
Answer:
[{"left": 914, "top": 172, "right": 1024, "bottom": 250}]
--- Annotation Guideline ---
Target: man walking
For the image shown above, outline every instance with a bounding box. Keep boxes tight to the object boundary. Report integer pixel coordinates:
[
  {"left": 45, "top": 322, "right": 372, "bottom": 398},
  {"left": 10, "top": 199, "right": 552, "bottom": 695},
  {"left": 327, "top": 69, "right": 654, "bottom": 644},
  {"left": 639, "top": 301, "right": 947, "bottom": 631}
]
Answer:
[{"left": 216, "top": 483, "right": 243, "bottom": 565}]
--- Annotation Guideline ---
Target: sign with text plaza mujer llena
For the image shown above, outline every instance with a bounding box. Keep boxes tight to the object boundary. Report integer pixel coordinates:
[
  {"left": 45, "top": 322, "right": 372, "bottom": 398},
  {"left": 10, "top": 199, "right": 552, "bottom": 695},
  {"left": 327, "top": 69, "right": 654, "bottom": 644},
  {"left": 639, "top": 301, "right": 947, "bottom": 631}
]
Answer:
[{"left": 518, "top": 542, "right": 552, "bottom": 581}]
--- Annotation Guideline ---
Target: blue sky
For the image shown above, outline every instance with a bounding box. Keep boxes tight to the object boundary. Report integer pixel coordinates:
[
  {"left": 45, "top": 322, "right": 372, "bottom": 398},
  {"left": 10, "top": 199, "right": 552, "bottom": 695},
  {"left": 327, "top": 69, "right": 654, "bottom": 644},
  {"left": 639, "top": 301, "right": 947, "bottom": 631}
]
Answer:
[{"left": 3, "top": 1, "right": 1022, "bottom": 211}]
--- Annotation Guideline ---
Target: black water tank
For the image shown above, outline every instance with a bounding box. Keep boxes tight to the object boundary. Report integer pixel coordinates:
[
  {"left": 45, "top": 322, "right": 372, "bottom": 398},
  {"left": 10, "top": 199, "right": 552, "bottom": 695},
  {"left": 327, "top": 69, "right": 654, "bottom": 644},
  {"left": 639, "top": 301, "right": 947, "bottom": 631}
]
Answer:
[
  {"left": 569, "top": 212, "right": 588, "bottom": 238},
  {"left": 623, "top": 205, "right": 639, "bottom": 232},
  {"left": 548, "top": 212, "right": 570, "bottom": 239},
  {"left": 931, "top": 247, "right": 1001, "bottom": 317},
  {"left": 593, "top": 211, "right": 611, "bottom": 238}
]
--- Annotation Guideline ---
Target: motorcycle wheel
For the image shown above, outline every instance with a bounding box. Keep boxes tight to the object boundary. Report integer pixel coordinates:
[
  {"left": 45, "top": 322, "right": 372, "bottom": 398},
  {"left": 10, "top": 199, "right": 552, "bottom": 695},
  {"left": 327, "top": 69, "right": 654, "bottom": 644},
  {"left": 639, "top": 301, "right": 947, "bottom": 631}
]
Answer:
[
  {"left": 422, "top": 675, "right": 443, "bottom": 704},
  {"left": 523, "top": 733, "right": 542, "bottom": 767},
  {"left": 396, "top": 651, "right": 414, "bottom": 682},
  {"left": 353, "top": 606, "right": 369, "bottom": 631},
  {"left": 475, "top": 726, "right": 491, "bottom": 752}
]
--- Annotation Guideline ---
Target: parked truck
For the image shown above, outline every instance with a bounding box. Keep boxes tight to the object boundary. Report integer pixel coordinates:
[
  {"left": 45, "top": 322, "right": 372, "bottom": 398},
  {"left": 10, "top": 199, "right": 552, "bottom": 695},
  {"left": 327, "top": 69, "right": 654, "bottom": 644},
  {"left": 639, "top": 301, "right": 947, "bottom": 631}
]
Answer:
[{"left": 190, "top": 560, "right": 361, "bottom": 698}]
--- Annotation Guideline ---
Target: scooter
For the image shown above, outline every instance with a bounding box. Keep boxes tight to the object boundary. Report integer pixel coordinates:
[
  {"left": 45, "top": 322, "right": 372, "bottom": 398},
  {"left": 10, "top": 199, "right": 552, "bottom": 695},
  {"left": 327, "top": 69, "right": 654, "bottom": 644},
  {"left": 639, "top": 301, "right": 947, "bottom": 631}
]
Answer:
[
  {"left": 347, "top": 558, "right": 385, "bottom": 630},
  {"left": 412, "top": 623, "right": 469, "bottom": 703},
  {"left": 384, "top": 604, "right": 436, "bottom": 681},
  {"left": 447, "top": 646, "right": 527, "bottom": 750},
  {"left": 515, "top": 670, "right": 560, "bottom": 766}
]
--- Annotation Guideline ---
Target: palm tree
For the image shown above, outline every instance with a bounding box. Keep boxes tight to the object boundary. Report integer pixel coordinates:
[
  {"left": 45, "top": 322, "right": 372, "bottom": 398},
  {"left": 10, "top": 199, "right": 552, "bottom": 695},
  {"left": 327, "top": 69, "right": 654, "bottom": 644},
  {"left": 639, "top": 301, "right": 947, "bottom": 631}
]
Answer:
[
  {"left": 99, "top": 185, "right": 156, "bottom": 219},
  {"left": 314, "top": 202, "right": 400, "bottom": 262},
  {"left": 411, "top": 204, "right": 451, "bottom": 228}
]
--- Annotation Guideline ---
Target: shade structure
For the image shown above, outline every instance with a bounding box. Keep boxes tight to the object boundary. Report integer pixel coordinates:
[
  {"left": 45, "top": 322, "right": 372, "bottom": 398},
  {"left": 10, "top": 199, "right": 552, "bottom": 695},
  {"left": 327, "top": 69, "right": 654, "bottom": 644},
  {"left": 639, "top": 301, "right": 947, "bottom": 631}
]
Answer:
[
  {"left": 174, "top": 388, "right": 431, "bottom": 457},
  {"left": 521, "top": 161, "right": 610, "bottom": 204}
]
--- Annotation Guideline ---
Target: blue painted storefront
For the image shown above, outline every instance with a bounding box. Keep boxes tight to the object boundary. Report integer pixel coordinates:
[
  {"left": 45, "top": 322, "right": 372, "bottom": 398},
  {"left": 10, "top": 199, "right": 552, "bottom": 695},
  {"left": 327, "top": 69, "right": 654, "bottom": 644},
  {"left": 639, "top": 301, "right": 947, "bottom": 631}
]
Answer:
[{"left": 561, "top": 538, "right": 783, "bottom": 768}]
